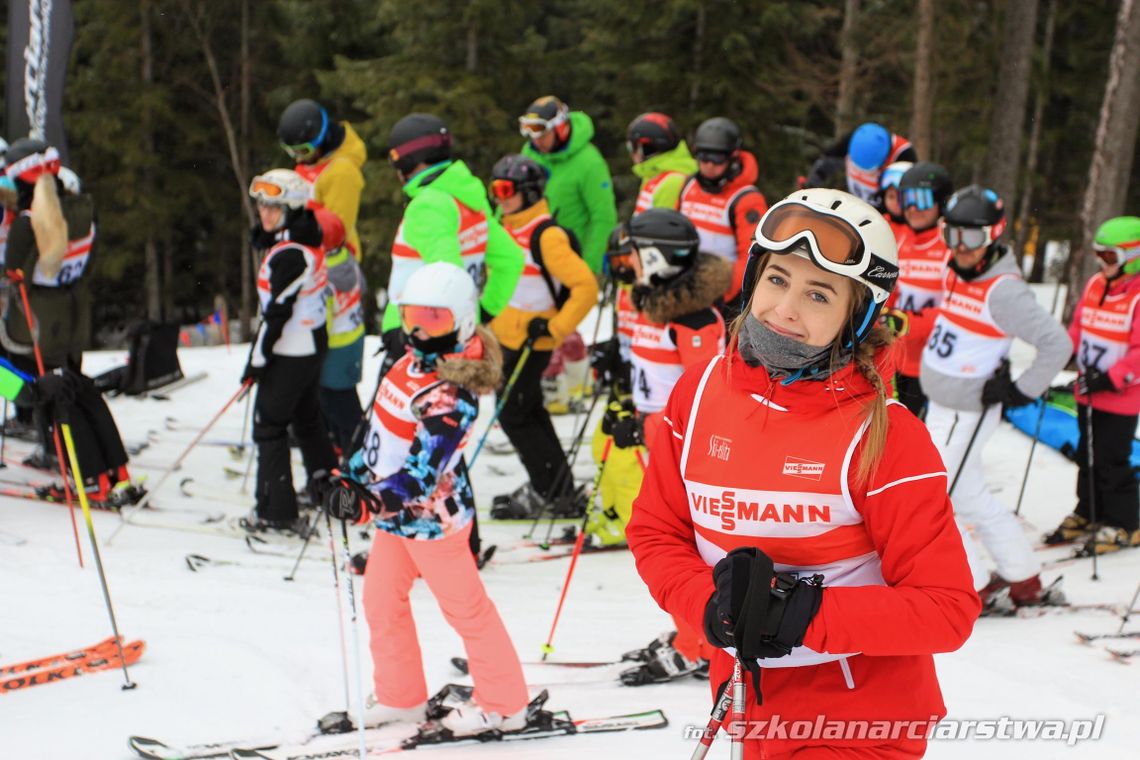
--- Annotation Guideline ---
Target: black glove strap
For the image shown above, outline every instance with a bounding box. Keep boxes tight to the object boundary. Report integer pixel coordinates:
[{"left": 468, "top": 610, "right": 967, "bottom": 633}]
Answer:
[{"left": 734, "top": 551, "right": 774, "bottom": 659}]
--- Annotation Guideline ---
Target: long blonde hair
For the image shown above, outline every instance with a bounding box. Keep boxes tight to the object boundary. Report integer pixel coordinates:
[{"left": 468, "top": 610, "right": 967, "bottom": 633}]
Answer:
[
  {"left": 29, "top": 174, "right": 68, "bottom": 279},
  {"left": 730, "top": 252, "right": 893, "bottom": 487}
]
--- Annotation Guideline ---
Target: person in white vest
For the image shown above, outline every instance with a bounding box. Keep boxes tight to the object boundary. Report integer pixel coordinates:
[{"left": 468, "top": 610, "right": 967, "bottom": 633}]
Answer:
[
  {"left": 919, "top": 185, "right": 1071, "bottom": 613},
  {"left": 242, "top": 169, "right": 337, "bottom": 534}
]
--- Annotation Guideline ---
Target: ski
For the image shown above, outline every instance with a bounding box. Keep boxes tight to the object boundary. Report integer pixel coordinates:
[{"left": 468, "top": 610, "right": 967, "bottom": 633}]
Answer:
[
  {"left": 450, "top": 656, "right": 616, "bottom": 675},
  {"left": 129, "top": 734, "right": 280, "bottom": 760},
  {"left": 489, "top": 543, "right": 626, "bottom": 565},
  {"left": 227, "top": 704, "right": 667, "bottom": 758},
  {"left": 1015, "top": 602, "right": 1124, "bottom": 619},
  {"left": 180, "top": 478, "right": 252, "bottom": 508},
  {"left": 0, "top": 640, "right": 145, "bottom": 693},
  {"left": 1074, "top": 630, "right": 1140, "bottom": 644},
  {"left": 1106, "top": 648, "right": 1138, "bottom": 663},
  {"left": 0, "top": 636, "right": 118, "bottom": 676},
  {"left": 140, "top": 371, "right": 208, "bottom": 399}
]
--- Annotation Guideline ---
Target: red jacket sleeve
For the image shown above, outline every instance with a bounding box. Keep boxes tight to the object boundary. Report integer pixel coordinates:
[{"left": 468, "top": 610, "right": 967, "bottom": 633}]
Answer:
[
  {"left": 727, "top": 190, "right": 768, "bottom": 302},
  {"left": 626, "top": 366, "right": 715, "bottom": 636},
  {"left": 801, "top": 405, "right": 980, "bottom": 655}
]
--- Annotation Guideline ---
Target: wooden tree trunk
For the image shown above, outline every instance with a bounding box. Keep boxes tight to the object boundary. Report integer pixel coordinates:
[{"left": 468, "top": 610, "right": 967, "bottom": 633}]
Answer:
[
  {"left": 1066, "top": 0, "right": 1140, "bottom": 318},
  {"left": 141, "top": 0, "right": 161, "bottom": 321},
  {"left": 239, "top": 0, "right": 252, "bottom": 341},
  {"left": 835, "top": 0, "right": 860, "bottom": 137},
  {"left": 910, "top": 0, "right": 934, "bottom": 158},
  {"left": 984, "top": 0, "right": 1040, "bottom": 212},
  {"left": 466, "top": 18, "right": 477, "bottom": 73},
  {"left": 689, "top": 1, "right": 706, "bottom": 113},
  {"left": 1018, "top": 0, "right": 1057, "bottom": 281}
]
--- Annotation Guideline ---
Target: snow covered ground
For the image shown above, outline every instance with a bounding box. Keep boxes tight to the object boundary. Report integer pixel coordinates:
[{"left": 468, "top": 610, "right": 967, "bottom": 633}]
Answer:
[{"left": 3, "top": 290, "right": 1139, "bottom": 759}]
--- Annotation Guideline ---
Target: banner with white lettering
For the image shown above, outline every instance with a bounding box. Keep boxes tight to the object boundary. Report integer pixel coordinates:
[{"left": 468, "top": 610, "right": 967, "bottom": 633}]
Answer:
[{"left": 5, "top": 0, "right": 74, "bottom": 161}]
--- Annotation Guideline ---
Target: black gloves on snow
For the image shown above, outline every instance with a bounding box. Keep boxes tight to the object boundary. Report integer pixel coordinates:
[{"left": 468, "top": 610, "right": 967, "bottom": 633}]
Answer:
[
  {"left": 1077, "top": 368, "right": 1115, "bottom": 396},
  {"left": 602, "top": 399, "right": 643, "bottom": 449},
  {"left": 526, "top": 317, "right": 552, "bottom": 342},
  {"left": 981, "top": 361, "right": 1033, "bottom": 409},
  {"left": 704, "top": 547, "right": 824, "bottom": 659}
]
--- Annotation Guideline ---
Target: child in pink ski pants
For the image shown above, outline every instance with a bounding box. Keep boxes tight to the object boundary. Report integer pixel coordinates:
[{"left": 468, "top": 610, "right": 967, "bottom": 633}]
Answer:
[{"left": 363, "top": 522, "right": 528, "bottom": 716}]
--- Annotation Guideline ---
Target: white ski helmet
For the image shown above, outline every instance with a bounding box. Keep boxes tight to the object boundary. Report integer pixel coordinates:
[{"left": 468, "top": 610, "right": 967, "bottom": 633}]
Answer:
[
  {"left": 248, "top": 168, "right": 311, "bottom": 209},
  {"left": 744, "top": 187, "right": 899, "bottom": 340},
  {"left": 396, "top": 262, "right": 479, "bottom": 347},
  {"left": 878, "top": 161, "right": 913, "bottom": 193}
]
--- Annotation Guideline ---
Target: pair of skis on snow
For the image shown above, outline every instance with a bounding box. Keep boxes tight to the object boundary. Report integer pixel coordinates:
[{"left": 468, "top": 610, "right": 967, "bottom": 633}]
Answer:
[
  {"left": 0, "top": 637, "right": 145, "bottom": 693},
  {"left": 1074, "top": 630, "right": 1140, "bottom": 663},
  {"left": 128, "top": 684, "right": 667, "bottom": 759}
]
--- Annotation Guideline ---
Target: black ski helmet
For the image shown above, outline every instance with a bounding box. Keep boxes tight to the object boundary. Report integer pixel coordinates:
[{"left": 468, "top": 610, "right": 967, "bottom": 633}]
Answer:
[
  {"left": 277, "top": 100, "right": 330, "bottom": 152},
  {"left": 898, "top": 162, "right": 953, "bottom": 215},
  {"left": 490, "top": 154, "right": 547, "bottom": 208},
  {"left": 606, "top": 222, "right": 635, "bottom": 284},
  {"left": 944, "top": 184, "right": 1005, "bottom": 228},
  {"left": 944, "top": 185, "right": 1008, "bottom": 280},
  {"left": 693, "top": 117, "right": 742, "bottom": 155},
  {"left": 627, "top": 113, "right": 680, "bottom": 160},
  {"left": 387, "top": 114, "right": 452, "bottom": 174},
  {"left": 627, "top": 208, "right": 700, "bottom": 286}
]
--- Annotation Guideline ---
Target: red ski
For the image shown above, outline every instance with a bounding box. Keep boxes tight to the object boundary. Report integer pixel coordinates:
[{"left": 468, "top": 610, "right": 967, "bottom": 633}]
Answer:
[
  {"left": 0, "top": 636, "right": 118, "bottom": 676},
  {"left": 0, "top": 640, "right": 145, "bottom": 693}
]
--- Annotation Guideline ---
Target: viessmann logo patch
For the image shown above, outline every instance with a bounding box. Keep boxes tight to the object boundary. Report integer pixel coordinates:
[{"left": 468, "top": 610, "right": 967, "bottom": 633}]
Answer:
[{"left": 783, "top": 456, "right": 825, "bottom": 481}]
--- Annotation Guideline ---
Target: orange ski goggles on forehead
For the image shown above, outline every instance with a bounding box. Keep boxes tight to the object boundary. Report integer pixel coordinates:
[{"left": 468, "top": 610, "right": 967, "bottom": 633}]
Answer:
[
  {"left": 399, "top": 305, "right": 456, "bottom": 337},
  {"left": 249, "top": 179, "right": 285, "bottom": 201}
]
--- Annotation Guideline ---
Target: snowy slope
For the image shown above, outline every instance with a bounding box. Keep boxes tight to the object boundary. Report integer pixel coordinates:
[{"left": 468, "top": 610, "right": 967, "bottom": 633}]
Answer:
[{"left": 2, "top": 293, "right": 1138, "bottom": 760}]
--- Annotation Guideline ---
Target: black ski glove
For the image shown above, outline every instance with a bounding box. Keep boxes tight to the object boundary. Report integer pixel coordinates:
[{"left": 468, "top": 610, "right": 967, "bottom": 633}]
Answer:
[
  {"left": 34, "top": 371, "right": 79, "bottom": 407},
  {"left": 241, "top": 363, "right": 264, "bottom": 385},
  {"left": 323, "top": 476, "right": 379, "bottom": 525},
  {"left": 378, "top": 328, "right": 408, "bottom": 378},
  {"left": 591, "top": 339, "right": 623, "bottom": 385},
  {"left": 704, "top": 547, "right": 824, "bottom": 659},
  {"left": 1077, "top": 368, "right": 1115, "bottom": 396},
  {"left": 527, "top": 317, "right": 552, "bottom": 342},
  {"left": 981, "top": 362, "right": 1033, "bottom": 408},
  {"left": 602, "top": 399, "right": 643, "bottom": 449}
]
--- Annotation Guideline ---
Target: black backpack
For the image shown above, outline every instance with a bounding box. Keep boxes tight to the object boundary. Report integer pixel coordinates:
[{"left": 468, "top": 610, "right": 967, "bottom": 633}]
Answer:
[{"left": 527, "top": 218, "right": 583, "bottom": 310}]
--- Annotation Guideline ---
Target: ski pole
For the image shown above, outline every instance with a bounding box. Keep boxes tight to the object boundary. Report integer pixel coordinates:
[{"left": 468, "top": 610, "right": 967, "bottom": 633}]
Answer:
[
  {"left": 1118, "top": 582, "right": 1140, "bottom": 635},
  {"left": 105, "top": 380, "right": 252, "bottom": 546},
  {"left": 466, "top": 341, "right": 533, "bottom": 469},
  {"left": 1081, "top": 386, "right": 1099, "bottom": 581},
  {"left": 540, "top": 437, "right": 612, "bottom": 660},
  {"left": 948, "top": 406, "right": 990, "bottom": 499},
  {"left": 13, "top": 273, "right": 83, "bottom": 567},
  {"left": 730, "top": 658, "right": 745, "bottom": 760},
  {"left": 1014, "top": 395, "right": 1049, "bottom": 516},
  {"left": 234, "top": 386, "right": 253, "bottom": 458},
  {"left": 338, "top": 517, "right": 369, "bottom": 759},
  {"left": 690, "top": 669, "right": 735, "bottom": 760},
  {"left": 284, "top": 513, "right": 319, "bottom": 582},
  {"left": 58, "top": 420, "right": 137, "bottom": 690},
  {"left": 325, "top": 508, "right": 353, "bottom": 726},
  {"left": 528, "top": 381, "right": 608, "bottom": 544}
]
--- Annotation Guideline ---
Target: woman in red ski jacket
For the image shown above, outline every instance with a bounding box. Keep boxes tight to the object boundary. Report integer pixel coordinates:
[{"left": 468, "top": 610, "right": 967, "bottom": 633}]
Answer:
[{"left": 627, "top": 189, "right": 979, "bottom": 759}]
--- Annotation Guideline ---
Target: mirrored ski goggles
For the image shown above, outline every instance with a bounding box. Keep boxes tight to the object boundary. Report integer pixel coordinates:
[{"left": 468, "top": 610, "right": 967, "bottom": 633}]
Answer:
[
  {"left": 249, "top": 179, "right": 286, "bottom": 202},
  {"left": 518, "top": 117, "right": 553, "bottom": 138},
  {"left": 695, "top": 150, "right": 730, "bottom": 165},
  {"left": 879, "top": 165, "right": 907, "bottom": 191},
  {"left": 399, "top": 305, "right": 455, "bottom": 338},
  {"left": 942, "top": 225, "right": 993, "bottom": 251},
  {"left": 902, "top": 187, "right": 936, "bottom": 211},
  {"left": 489, "top": 179, "right": 518, "bottom": 200},
  {"left": 752, "top": 200, "right": 896, "bottom": 303}
]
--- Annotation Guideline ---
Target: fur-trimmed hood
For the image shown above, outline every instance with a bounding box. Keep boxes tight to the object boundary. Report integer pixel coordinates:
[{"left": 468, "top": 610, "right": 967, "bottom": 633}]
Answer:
[
  {"left": 435, "top": 325, "right": 503, "bottom": 395},
  {"left": 632, "top": 254, "right": 732, "bottom": 324}
]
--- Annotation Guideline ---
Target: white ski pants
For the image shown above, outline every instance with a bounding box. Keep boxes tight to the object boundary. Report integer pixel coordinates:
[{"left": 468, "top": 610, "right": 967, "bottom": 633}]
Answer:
[{"left": 925, "top": 401, "right": 1041, "bottom": 588}]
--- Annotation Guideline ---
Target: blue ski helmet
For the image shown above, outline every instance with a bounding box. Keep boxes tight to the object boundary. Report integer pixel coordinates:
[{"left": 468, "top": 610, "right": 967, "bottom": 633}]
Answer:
[{"left": 848, "top": 123, "right": 891, "bottom": 171}]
